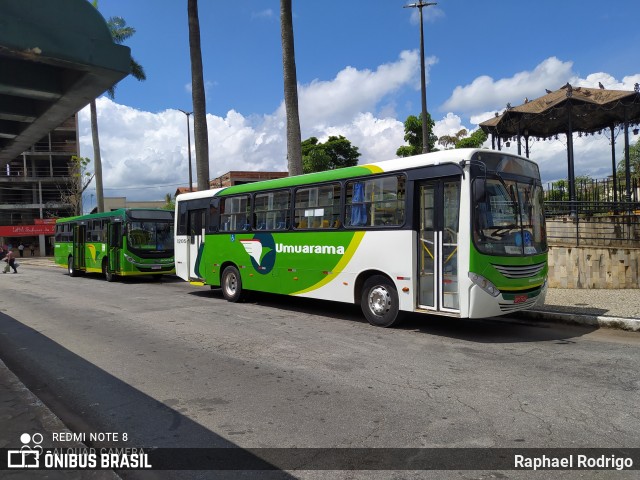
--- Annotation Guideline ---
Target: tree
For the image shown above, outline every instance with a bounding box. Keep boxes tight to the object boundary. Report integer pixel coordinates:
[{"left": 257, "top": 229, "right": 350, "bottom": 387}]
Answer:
[
  {"left": 280, "top": 0, "right": 303, "bottom": 176},
  {"left": 454, "top": 129, "right": 488, "bottom": 149},
  {"left": 163, "top": 193, "right": 175, "bottom": 211},
  {"left": 437, "top": 129, "right": 467, "bottom": 149},
  {"left": 58, "top": 156, "right": 94, "bottom": 215},
  {"left": 617, "top": 137, "right": 640, "bottom": 177},
  {"left": 187, "top": 0, "right": 211, "bottom": 192},
  {"left": 90, "top": 2, "right": 146, "bottom": 212},
  {"left": 396, "top": 114, "right": 436, "bottom": 157},
  {"left": 301, "top": 136, "right": 361, "bottom": 173}
]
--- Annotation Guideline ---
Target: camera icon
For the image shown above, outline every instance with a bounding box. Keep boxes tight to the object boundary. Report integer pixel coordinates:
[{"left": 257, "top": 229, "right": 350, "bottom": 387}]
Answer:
[{"left": 7, "top": 433, "right": 43, "bottom": 468}]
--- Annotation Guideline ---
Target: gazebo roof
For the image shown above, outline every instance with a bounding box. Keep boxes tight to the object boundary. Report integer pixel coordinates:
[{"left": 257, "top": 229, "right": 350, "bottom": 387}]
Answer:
[{"left": 480, "top": 83, "right": 640, "bottom": 139}]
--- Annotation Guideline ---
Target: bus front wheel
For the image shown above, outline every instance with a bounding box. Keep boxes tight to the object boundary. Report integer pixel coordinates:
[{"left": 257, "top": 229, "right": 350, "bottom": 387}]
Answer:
[
  {"left": 68, "top": 256, "right": 78, "bottom": 277},
  {"left": 221, "top": 266, "right": 244, "bottom": 302},
  {"left": 361, "top": 275, "right": 404, "bottom": 327}
]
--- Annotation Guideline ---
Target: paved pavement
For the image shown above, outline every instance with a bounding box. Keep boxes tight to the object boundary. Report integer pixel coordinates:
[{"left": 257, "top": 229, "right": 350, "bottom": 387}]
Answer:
[{"left": 1, "top": 256, "right": 638, "bottom": 476}]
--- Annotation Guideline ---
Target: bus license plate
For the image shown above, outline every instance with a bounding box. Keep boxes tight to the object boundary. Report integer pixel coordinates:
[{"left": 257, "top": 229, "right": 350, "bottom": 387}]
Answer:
[
  {"left": 151, "top": 266, "right": 161, "bottom": 270},
  {"left": 514, "top": 294, "right": 528, "bottom": 304}
]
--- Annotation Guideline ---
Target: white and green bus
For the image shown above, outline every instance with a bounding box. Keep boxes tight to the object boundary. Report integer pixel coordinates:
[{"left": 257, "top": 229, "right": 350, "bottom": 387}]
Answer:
[
  {"left": 175, "top": 149, "right": 547, "bottom": 327},
  {"left": 55, "top": 208, "right": 175, "bottom": 281}
]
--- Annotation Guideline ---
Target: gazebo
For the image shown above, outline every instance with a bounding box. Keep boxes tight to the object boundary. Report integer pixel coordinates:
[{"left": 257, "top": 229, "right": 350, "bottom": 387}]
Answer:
[{"left": 479, "top": 83, "right": 640, "bottom": 212}]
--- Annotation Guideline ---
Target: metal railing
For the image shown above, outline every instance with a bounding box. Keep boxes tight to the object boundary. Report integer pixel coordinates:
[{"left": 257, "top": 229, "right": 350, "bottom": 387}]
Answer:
[
  {"left": 545, "top": 176, "right": 639, "bottom": 204},
  {"left": 544, "top": 201, "right": 640, "bottom": 247}
]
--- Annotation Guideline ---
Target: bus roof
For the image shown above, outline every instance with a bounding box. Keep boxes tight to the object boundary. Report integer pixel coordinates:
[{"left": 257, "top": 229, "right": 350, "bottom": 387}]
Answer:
[
  {"left": 55, "top": 208, "right": 173, "bottom": 224},
  {"left": 175, "top": 149, "right": 536, "bottom": 200}
]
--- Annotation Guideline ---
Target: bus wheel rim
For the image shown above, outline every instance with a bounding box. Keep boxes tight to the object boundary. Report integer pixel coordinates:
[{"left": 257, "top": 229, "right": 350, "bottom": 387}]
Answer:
[
  {"left": 225, "top": 273, "right": 237, "bottom": 295},
  {"left": 368, "top": 286, "right": 390, "bottom": 316}
]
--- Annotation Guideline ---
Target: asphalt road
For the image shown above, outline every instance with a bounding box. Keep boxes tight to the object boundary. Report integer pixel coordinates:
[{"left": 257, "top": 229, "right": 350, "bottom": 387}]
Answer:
[{"left": 1, "top": 264, "right": 639, "bottom": 479}]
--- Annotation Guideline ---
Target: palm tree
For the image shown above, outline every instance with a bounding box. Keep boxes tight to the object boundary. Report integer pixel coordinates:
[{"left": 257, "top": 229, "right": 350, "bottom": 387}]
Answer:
[
  {"left": 90, "top": 3, "right": 146, "bottom": 212},
  {"left": 187, "top": 0, "right": 210, "bottom": 191},
  {"left": 280, "top": 0, "right": 303, "bottom": 176}
]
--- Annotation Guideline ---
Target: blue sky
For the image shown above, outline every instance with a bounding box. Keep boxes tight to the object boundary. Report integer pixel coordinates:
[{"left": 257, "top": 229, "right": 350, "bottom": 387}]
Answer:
[{"left": 79, "top": 0, "right": 640, "bottom": 204}]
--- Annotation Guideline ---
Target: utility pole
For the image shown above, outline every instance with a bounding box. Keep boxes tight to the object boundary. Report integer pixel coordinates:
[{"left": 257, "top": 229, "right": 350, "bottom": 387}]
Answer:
[{"left": 404, "top": 1, "right": 436, "bottom": 154}]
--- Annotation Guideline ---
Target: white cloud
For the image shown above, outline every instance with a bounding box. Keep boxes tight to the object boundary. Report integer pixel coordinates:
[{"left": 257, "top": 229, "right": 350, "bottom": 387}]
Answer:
[
  {"left": 442, "top": 57, "right": 574, "bottom": 117},
  {"left": 79, "top": 54, "right": 640, "bottom": 202},
  {"left": 292, "top": 50, "right": 421, "bottom": 130}
]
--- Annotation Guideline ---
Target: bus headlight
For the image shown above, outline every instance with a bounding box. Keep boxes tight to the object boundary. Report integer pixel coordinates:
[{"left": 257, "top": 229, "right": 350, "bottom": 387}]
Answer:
[
  {"left": 124, "top": 254, "right": 134, "bottom": 263},
  {"left": 469, "top": 272, "right": 500, "bottom": 297}
]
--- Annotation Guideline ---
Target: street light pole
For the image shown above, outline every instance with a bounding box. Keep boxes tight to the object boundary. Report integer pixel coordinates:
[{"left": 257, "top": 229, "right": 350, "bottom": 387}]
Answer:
[
  {"left": 178, "top": 109, "right": 194, "bottom": 192},
  {"left": 404, "top": 1, "right": 436, "bottom": 154}
]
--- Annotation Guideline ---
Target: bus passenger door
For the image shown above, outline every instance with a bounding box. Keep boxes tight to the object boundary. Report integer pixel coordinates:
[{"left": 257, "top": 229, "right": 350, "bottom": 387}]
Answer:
[
  {"left": 72, "top": 224, "right": 86, "bottom": 271},
  {"left": 188, "top": 208, "right": 206, "bottom": 281},
  {"left": 108, "top": 221, "right": 122, "bottom": 274},
  {"left": 417, "top": 179, "right": 460, "bottom": 313}
]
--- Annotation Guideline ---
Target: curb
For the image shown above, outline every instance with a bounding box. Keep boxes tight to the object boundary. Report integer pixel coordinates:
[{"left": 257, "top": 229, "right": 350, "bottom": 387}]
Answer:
[{"left": 520, "top": 310, "right": 640, "bottom": 332}]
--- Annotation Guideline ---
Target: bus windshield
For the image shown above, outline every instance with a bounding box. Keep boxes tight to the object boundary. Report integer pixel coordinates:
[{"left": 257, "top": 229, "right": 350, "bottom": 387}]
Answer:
[
  {"left": 127, "top": 220, "right": 174, "bottom": 255},
  {"left": 473, "top": 176, "right": 546, "bottom": 256}
]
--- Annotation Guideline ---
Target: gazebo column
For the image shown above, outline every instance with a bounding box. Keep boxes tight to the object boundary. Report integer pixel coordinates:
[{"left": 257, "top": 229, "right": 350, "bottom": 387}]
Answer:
[
  {"left": 609, "top": 124, "right": 618, "bottom": 212},
  {"left": 566, "top": 108, "right": 577, "bottom": 218},
  {"left": 623, "top": 108, "right": 632, "bottom": 212}
]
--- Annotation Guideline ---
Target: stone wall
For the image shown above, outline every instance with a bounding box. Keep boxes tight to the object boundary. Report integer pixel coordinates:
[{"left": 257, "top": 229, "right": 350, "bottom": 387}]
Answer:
[{"left": 547, "top": 246, "right": 640, "bottom": 289}]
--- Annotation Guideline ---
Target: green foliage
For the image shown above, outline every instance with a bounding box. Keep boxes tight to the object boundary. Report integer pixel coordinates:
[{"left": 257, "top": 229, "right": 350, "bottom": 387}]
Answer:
[
  {"left": 437, "top": 129, "right": 467, "bottom": 149},
  {"left": 455, "top": 129, "right": 488, "bottom": 149},
  {"left": 70, "top": 155, "right": 94, "bottom": 189},
  {"left": 616, "top": 138, "right": 640, "bottom": 176},
  {"left": 59, "top": 156, "right": 94, "bottom": 215},
  {"left": 547, "top": 175, "right": 594, "bottom": 201},
  {"left": 92, "top": 1, "right": 146, "bottom": 99},
  {"left": 163, "top": 193, "right": 175, "bottom": 211},
  {"left": 396, "top": 113, "right": 437, "bottom": 157},
  {"left": 301, "top": 136, "right": 361, "bottom": 173}
]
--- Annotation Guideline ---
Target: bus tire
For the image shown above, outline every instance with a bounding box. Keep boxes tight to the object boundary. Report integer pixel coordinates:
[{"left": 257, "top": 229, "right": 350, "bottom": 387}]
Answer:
[
  {"left": 102, "top": 258, "right": 116, "bottom": 282},
  {"left": 221, "top": 265, "right": 243, "bottom": 302},
  {"left": 361, "top": 275, "right": 404, "bottom": 327},
  {"left": 68, "top": 256, "right": 78, "bottom": 277}
]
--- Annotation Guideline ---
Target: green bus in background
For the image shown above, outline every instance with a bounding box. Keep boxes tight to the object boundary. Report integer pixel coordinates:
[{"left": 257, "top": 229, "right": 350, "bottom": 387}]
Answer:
[{"left": 55, "top": 208, "right": 175, "bottom": 281}]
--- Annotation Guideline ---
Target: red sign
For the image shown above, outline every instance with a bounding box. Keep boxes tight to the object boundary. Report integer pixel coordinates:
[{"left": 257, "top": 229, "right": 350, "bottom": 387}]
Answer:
[
  {"left": 34, "top": 218, "right": 58, "bottom": 225},
  {"left": 0, "top": 224, "right": 55, "bottom": 237}
]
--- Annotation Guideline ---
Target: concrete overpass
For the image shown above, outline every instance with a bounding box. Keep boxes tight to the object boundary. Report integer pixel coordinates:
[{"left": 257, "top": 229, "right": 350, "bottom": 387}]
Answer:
[{"left": 0, "top": 0, "right": 131, "bottom": 167}]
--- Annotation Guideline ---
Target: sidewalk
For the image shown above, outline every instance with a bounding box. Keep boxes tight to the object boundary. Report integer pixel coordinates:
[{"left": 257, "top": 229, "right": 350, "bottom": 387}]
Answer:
[{"left": 522, "top": 287, "right": 640, "bottom": 332}]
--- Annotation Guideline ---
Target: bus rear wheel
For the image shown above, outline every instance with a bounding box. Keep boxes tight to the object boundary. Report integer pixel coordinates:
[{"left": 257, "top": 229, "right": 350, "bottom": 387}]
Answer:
[
  {"left": 68, "top": 256, "right": 78, "bottom": 277},
  {"left": 361, "top": 275, "right": 404, "bottom": 327},
  {"left": 102, "top": 259, "right": 116, "bottom": 282},
  {"left": 221, "top": 265, "right": 243, "bottom": 302}
]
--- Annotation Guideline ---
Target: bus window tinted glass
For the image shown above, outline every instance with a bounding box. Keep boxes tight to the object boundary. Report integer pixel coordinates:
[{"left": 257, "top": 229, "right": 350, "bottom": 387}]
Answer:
[
  {"left": 294, "top": 184, "right": 341, "bottom": 229},
  {"left": 345, "top": 175, "right": 405, "bottom": 227},
  {"left": 254, "top": 190, "right": 290, "bottom": 230},
  {"left": 219, "top": 196, "right": 250, "bottom": 231},
  {"left": 128, "top": 221, "right": 174, "bottom": 252},
  {"left": 473, "top": 178, "right": 547, "bottom": 256}
]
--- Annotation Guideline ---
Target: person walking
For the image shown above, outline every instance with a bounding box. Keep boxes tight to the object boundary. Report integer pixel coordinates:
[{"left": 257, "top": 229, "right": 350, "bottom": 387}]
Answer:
[
  {"left": 18, "top": 242, "right": 24, "bottom": 257},
  {"left": 30, "top": 243, "right": 35, "bottom": 256},
  {"left": 3, "top": 248, "right": 18, "bottom": 273}
]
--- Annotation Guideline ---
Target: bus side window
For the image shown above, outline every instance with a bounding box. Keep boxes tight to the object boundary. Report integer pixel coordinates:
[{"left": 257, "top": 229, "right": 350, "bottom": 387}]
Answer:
[
  {"left": 208, "top": 199, "right": 219, "bottom": 232},
  {"left": 178, "top": 210, "right": 188, "bottom": 236},
  {"left": 219, "top": 196, "right": 250, "bottom": 232}
]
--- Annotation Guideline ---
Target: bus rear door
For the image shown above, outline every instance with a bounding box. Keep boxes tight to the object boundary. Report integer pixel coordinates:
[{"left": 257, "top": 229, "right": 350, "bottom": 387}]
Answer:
[
  {"left": 107, "top": 220, "right": 122, "bottom": 274},
  {"left": 72, "top": 224, "right": 86, "bottom": 272},
  {"left": 187, "top": 208, "right": 206, "bottom": 281}
]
